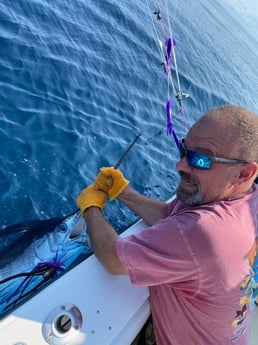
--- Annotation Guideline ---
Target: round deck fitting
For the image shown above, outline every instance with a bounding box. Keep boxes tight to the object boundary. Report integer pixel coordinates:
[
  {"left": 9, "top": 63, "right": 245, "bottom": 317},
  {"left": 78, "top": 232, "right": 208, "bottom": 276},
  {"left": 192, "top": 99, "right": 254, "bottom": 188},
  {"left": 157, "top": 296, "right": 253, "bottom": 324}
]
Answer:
[{"left": 42, "top": 304, "right": 83, "bottom": 345}]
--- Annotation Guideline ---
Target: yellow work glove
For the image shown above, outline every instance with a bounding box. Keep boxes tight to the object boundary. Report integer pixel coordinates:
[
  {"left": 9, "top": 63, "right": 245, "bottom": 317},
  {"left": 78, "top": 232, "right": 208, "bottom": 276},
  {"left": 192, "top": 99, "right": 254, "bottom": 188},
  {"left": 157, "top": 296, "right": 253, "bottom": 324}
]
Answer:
[
  {"left": 76, "top": 185, "right": 107, "bottom": 214},
  {"left": 94, "top": 167, "right": 129, "bottom": 201}
]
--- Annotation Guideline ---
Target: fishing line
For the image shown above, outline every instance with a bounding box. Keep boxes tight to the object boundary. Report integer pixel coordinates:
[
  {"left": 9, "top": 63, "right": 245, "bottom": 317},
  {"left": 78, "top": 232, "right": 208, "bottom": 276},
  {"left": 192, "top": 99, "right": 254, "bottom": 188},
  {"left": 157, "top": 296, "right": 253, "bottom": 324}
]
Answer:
[
  {"left": 145, "top": 0, "right": 190, "bottom": 141},
  {"left": 0, "top": 271, "right": 45, "bottom": 284},
  {"left": 145, "top": 0, "right": 179, "bottom": 100},
  {"left": 0, "top": 248, "right": 66, "bottom": 312},
  {"left": 145, "top": 0, "right": 166, "bottom": 68},
  {"left": 163, "top": 0, "right": 182, "bottom": 96}
]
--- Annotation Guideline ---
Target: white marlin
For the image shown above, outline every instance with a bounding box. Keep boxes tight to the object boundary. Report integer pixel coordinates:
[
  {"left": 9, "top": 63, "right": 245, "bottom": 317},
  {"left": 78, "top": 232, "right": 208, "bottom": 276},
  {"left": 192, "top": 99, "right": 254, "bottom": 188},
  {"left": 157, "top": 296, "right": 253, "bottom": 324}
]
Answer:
[{"left": 0, "top": 210, "right": 89, "bottom": 317}]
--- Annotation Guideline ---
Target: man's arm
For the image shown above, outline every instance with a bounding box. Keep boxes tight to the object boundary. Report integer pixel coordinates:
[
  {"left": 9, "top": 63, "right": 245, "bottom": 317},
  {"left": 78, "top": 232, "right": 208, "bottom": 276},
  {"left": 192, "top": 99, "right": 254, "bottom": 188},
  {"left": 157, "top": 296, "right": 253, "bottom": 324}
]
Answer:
[
  {"left": 117, "top": 186, "right": 168, "bottom": 225},
  {"left": 84, "top": 206, "right": 128, "bottom": 275}
]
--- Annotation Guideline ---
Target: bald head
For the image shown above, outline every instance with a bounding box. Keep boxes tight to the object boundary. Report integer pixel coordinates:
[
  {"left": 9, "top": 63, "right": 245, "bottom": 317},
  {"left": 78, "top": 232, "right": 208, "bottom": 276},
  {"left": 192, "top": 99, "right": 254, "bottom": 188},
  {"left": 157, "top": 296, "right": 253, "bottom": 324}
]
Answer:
[{"left": 195, "top": 105, "right": 258, "bottom": 162}]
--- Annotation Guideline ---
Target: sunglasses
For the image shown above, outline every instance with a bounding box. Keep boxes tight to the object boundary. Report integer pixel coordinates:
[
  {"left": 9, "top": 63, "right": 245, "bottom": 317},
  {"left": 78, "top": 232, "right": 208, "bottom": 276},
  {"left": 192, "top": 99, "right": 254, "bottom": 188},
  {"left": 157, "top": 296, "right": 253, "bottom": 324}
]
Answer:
[{"left": 177, "top": 138, "right": 248, "bottom": 170}]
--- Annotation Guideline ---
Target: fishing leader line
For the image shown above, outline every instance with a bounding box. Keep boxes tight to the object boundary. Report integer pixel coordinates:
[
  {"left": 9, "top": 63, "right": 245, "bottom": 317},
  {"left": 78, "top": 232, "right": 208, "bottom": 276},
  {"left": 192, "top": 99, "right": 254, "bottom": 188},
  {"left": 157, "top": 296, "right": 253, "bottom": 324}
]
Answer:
[{"left": 145, "top": 0, "right": 190, "bottom": 143}]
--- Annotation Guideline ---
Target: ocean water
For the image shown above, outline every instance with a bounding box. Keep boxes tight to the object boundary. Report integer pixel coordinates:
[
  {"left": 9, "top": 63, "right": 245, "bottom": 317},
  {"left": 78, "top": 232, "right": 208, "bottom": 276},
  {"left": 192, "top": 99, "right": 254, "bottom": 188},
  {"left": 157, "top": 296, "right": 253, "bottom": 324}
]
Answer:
[{"left": 0, "top": 0, "right": 257, "bottom": 233}]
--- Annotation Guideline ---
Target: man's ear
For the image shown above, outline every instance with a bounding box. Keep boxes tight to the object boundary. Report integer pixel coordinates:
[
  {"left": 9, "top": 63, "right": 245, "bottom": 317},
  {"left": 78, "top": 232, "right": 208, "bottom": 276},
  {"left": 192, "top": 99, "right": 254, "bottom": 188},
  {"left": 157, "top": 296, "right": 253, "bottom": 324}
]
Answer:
[{"left": 238, "top": 162, "right": 258, "bottom": 182}]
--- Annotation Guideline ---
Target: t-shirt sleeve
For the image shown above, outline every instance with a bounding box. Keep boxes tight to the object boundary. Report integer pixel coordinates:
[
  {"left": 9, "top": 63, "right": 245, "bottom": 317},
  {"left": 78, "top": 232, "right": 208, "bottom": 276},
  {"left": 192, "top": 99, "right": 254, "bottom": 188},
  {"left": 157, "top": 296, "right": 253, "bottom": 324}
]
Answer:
[{"left": 116, "top": 216, "right": 198, "bottom": 288}]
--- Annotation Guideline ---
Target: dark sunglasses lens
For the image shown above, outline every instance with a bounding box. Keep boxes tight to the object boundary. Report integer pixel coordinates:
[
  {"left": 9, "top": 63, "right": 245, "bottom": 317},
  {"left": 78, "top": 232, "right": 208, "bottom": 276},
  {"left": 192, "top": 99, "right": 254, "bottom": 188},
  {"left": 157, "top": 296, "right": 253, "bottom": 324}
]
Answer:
[{"left": 186, "top": 150, "right": 211, "bottom": 169}]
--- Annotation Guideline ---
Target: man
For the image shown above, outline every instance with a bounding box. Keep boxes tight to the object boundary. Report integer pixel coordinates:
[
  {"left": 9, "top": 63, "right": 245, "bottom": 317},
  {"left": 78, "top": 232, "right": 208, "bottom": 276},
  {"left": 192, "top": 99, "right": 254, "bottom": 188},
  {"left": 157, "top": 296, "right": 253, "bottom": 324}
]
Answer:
[{"left": 77, "top": 105, "right": 258, "bottom": 345}]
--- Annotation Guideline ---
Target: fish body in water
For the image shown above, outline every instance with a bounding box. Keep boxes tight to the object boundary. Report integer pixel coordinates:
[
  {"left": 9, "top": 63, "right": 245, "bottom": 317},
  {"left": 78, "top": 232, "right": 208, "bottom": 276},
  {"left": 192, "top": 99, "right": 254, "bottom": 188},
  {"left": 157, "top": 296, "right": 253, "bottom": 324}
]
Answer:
[{"left": 0, "top": 210, "right": 89, "bottom": 317}]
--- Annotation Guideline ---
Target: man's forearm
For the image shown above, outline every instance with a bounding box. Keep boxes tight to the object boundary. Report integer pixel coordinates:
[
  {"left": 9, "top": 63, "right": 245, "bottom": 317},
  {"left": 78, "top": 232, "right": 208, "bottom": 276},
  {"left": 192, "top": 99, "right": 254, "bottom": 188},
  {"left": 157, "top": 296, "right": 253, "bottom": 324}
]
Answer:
[
  {"left": 84, "top": 207, "right": 128, "bottom": 275},
  {"left": 117, "top": 186, "right": 168, "bottom": 225}
]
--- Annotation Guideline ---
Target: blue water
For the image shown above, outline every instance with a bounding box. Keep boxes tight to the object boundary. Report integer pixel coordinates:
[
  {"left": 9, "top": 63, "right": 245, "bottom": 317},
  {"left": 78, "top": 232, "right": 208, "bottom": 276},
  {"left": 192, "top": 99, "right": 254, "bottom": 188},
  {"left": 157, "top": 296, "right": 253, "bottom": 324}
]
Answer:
[{"left": 0, "top": 0, "right": 257, "bottom": 232}]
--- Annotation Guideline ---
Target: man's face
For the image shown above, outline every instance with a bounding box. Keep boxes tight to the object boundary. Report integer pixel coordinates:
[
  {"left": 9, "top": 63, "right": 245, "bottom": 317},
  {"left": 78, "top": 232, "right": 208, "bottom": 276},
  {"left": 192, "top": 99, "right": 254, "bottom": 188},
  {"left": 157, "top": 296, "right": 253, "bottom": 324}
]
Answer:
[{"left": 175, "top": 120, "right": 240, "bottom": 205}]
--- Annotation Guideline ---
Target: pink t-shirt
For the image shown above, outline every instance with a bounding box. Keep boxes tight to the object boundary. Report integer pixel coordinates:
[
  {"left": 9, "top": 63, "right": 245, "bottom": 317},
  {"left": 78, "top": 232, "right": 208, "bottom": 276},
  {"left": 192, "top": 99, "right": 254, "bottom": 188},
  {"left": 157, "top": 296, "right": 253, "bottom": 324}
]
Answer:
[{"left": 116, "top": 187, "right": 258, "bottom": 345}]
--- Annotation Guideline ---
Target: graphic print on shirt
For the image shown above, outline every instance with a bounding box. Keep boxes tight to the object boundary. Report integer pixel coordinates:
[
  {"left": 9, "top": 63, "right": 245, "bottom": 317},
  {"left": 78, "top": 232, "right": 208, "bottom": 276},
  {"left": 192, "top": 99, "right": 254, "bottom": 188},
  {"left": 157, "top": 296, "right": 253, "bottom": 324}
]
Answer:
[{"left": 230, "top": 238, "right": 258, "bottom": 343}]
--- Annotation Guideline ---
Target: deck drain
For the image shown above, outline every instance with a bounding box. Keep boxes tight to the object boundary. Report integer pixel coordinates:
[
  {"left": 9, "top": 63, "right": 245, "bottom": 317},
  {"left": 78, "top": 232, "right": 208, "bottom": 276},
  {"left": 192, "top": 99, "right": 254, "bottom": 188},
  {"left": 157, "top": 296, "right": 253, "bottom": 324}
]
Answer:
[{"left": 42, "top": 304, "right": 83, "bottom": 345}]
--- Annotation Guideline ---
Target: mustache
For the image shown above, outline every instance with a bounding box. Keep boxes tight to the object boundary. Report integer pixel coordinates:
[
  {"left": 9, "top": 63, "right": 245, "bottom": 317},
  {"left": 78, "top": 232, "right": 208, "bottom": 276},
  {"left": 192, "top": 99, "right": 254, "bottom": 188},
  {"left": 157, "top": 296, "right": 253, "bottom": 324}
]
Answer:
[{"left": 179, "top": 171, "right": 198, "bottom": 184}]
